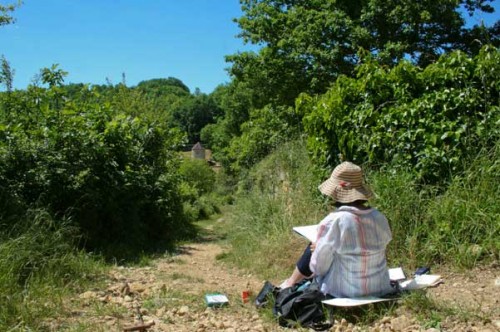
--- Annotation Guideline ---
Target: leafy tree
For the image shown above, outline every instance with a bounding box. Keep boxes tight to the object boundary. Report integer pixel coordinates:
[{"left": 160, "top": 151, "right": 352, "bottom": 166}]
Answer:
[
  {"left": 0, "top": 55, "right": 14, "bottom": 92},
  {"left": 229, "top": 0, "right": 498, "bottom": 106},
  {"left": 170, "top": 93, "right": 222, "bottom": 144},
  {"left": 0, "top": 0, "right": 20, "bottom": 27},
  {"left": 210, "top": 82, "right": 254, "bottom": 137},
  {"left": 226, "top": 48, "right": 309, "bottom": 107},
  {"left": 300, "top": 46, "right": 500, "bottom": 182},
  {"left": 200, "top": 81, "right": 255, "bottom": 166},
  {"left": 40, "top": 64, "right": 67, "bottom": 88},
  {"left": 458, "top": 20, "right": 500, "bottom": 55},
  {"left": 137, "top": 77, "right": 190, "bottom": 97},
  {"left": 226, "top": 104, "right": 302, "bottom": 172},
  {"left": 62, "top": 78, "right": 191, "bottom": 135},
  {"left": 0, "top": 77, "right": 192, "bottom": 259}
]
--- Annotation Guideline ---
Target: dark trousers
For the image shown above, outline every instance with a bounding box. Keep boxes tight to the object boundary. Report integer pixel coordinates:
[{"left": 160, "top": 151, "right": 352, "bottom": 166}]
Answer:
[{"left": 296, "top": 244, "right": 313, "bottom": 277}]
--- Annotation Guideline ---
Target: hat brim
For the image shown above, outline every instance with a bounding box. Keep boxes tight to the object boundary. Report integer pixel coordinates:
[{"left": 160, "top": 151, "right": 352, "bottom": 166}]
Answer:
[{"left": 318, "top": 178, "right": 373, "bottom": 203}]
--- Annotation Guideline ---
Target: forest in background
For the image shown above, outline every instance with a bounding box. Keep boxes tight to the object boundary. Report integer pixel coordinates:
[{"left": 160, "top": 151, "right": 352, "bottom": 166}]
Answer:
[{"left": 0, "top": 0, "right": 499, "bottom": 329}]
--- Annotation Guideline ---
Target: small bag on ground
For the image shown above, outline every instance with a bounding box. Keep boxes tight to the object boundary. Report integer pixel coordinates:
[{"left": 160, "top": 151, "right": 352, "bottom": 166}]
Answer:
[
  {"left": 255, "top": 281, "right": 277, "bottom": 308},
  {"left": 272, "top": 279, "right": 332, "bottom": 330}
]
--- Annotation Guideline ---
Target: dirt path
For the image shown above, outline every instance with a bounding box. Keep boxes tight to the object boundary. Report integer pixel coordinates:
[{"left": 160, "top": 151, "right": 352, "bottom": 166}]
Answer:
[
  {"left": 104, "top": 241, "right": 274, "bottom": 332},
  {"left": 64, "top": 230, "right": 282, "bottom": 332},
  {"left": 57, "top": 229, "right": 499, "bottom": 332}
]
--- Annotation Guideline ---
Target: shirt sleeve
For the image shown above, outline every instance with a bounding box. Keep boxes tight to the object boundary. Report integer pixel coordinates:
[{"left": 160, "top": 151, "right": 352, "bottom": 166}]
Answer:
[
  {"left": 309, "top": 213, "right": 339, "bottom": 277},
  {"left": 377, "top": 212, "right": 392, "bottom": 245}
]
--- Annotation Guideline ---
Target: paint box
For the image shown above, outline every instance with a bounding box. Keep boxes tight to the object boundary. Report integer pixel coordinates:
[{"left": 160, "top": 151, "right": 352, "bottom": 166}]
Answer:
[{"left": 205, "top": 293, "right": 229, "bottom": 307}]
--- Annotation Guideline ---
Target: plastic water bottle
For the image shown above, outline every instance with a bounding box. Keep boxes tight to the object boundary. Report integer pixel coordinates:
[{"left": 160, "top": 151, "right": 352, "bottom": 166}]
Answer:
[{"left": 297, "top": 281, "right": 311, "bottom": 291}]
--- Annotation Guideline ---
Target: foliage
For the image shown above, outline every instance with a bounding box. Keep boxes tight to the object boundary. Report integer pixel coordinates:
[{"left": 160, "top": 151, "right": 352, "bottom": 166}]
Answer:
[
  {"left": 0, "top": 75, "right": 193, "bottom": 259},
  {"left": 137, "top": 77, "right": 191, "bottom": 97},
  {"left": 0, "top": 0, "right": 20, "bottom": 27},
  {"left": 203, "top": 86, "right": 304, "bottom": 173},
  {"left": 210, "top": 82, "right": 254, "bottom": 136},
  {"left": 229, "top": 0, "right": 498, "bottom": 109},
  {"left": 64, "top": 77, "right": 219, "bottom": 147},
  {"left": 169, "top": 93, "right": 222, "bottom": 144},
  {"left": 0, "top": 55, "right": 14, "bottom": 92},
  {"left": 300, "top": 46, "right": 500, "bottom": 183},
  {"left": 61, "top": 77, "right": 204, "bottom": 146},
  {"left": 222, "top": 139, "right": 325, "bottom": 279},
  {"left": 87, "top": 79, "right": 186, "bottom": 129},
  {"left": 226, "top": 104, "right": 303, "bottom": 172},
  {"left": 201, "top": 82, "right": 255, "bottom": 167},
  {"left": 226, "top": 48, "right": 311, "bottom": 107},
  {"left": 178, "top": 158, "right": 223, "bottom": 221},
  {"left": 179, "top": 158, "right": 216, "bottom": 196},
  {"left": 0, "top": 210, "right": 105, "bottom": 331},
  {"left": 40, "top": 64, "right": 68, "bottom": 87},
  {"left": 220, "top": 2, "right": 498, "bottom": 175}
]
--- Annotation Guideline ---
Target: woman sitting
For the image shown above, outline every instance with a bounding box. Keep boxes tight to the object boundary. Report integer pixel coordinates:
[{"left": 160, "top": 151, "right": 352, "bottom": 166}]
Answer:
[{"left": 280, "top": 161, "right": 393, "bottom": 298}]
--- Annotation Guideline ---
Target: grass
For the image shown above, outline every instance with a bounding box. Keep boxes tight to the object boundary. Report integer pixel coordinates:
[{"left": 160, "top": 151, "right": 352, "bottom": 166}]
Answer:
[
  {"left": 0, "top": 212, "right": 107, "bottom": 331},
  {"left": 372, "top": 142, "right": 500, "bottom": 268},
  {"left": 398, "top": 291, "right": 494, "bottom": 329},
  {"left": 0, "top": 137, "right": 497, "bottom": 330},
  {"left": 220, "top": 138, "right": 499, "bottom": 327},
  {"left": 223, "top": 139, "right": 499, "bottom": 276},
  {"left": 142, "top": 286, "right": 201, "bottom": 312},
  {"left": 219, "top": 140, "right": 327, "bottom": 281}
]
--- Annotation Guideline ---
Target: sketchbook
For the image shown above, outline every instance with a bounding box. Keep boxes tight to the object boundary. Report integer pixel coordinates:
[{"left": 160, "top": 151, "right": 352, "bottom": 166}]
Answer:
[
  {"left": 292, "top": 225, "right": 317, "bottom": 242},
  {"left": 388, "top": 267, "right": 406, "bottom": 281},
  {"left": 398, "top": 274, "right": 443, "bottom": 290}
]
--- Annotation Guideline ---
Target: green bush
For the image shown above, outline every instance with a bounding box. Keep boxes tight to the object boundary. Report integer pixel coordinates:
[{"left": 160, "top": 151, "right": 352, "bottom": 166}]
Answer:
[
  {"left": 178, "top": 158, "right": 221, "bottom": 220},
  {"left": 223, "top": 140, "right": 325, "bottom": 279},
  {"left": 179, "top": 158, "right": 216, "bottom": 196},
  {"left": 363, "top": 141, "right": 500, "bottom": 268},
  {"left": 224, "top": 138, "right": 499, "bottom": 280},
  {"left": 227, "top": 104, "right": 303, "bottom": 172},
  {"left": 0, "top": 210, "right": 104, "bottom": 330},
  {"left": 0, "top": 85, "right": 192, "bottom": 259},
  {"left": 300, "top": 46, "right": 500, "bottom": 183}
]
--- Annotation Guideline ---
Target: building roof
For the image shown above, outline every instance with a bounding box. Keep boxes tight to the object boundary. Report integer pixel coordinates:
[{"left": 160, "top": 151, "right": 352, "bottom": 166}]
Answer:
[{"left": 192, "top": 142, "right": 204, "bottom": 150}]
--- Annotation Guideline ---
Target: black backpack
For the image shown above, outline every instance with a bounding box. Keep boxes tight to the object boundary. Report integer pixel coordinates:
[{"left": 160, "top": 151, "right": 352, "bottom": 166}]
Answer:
[{"left": 272, "top": 280, "right": 332, "bottom": 330}]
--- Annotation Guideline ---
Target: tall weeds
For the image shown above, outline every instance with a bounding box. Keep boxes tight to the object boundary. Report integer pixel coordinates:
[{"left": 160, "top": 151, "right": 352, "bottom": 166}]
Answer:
[
  {"left": 423, "top": 143, "right": 500, "bottom": 266},
  {"left": 373, "top": 142, "right": 500, "bottom": 268},
  {"left": 224, "top": 139, "right": 499, "bottom": 280},
  {"left": 224, "top": 140, "right": 326, "bottom": 280},
  {"left": 0, "top": 210, "right": 105, "bottom": 330}
]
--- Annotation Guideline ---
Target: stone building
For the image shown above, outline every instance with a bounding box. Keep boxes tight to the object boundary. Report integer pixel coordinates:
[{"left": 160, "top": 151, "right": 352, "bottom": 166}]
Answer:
[{"left": 191, "top": 142, "right": 206, "bottom": 160}]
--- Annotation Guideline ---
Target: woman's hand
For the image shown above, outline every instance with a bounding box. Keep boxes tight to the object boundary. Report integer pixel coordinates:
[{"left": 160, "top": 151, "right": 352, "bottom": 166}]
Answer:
[{"left": 310, "top": 242, "right": 316, "bottom": 252}]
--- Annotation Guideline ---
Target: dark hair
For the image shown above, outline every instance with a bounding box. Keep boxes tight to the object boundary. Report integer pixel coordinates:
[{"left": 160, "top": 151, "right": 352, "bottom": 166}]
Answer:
[{"left": 334, "top": 200, "right": 368, "bottom": 208}]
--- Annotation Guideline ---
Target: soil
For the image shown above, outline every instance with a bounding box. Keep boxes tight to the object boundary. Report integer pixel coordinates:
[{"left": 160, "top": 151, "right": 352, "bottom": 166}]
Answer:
[{"left": 49, "top": 224, "right": 499, "bottom": 332}]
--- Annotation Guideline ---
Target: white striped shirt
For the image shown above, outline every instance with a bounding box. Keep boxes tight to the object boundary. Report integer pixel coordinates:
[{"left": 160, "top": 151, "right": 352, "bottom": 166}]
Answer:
[{"left": 310, "top": 206, "right": 393, "bottom": 298}]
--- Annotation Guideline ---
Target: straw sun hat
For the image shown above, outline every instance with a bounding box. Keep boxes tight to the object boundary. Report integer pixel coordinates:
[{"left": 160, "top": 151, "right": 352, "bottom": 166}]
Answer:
[{"left": 318, "top": 162, "right": 373, "bottom": 203}]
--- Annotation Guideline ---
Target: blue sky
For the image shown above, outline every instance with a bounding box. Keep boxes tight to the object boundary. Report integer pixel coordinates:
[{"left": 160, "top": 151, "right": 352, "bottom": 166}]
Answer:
[
  {"left": 1, "top": 0, "right": 256, "bottom": 93},
  {"left": 1, "top": 1, "right": 498, "bottom": 94}
]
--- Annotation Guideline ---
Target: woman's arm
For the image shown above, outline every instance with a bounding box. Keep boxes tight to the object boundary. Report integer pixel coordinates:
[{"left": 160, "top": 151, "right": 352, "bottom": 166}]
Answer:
[{"left": 309, "top": 215, "right": 339, "bottom": 276}]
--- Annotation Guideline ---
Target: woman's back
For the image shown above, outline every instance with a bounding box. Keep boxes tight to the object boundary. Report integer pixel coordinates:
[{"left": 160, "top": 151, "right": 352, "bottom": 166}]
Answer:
[{"left": 311, "top": 206, "right": 393, "bottom": 298}]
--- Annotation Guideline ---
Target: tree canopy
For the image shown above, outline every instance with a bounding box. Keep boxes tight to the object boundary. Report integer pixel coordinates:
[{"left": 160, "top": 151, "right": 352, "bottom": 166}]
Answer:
[
  {"left": 137, "top": 77, "right": 191, "bottom": 97},
  {"left": 0, "top": 1, "right": 20, "bottom": 27},
  {"left": 229, "top": 0, "right": 499, "bottom": 106}
]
